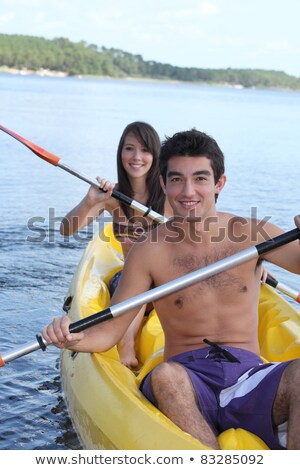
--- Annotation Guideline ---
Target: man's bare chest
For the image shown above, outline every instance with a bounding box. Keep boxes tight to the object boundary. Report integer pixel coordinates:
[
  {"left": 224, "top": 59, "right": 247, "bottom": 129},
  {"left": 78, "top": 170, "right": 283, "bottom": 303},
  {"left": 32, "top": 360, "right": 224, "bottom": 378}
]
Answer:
[{"left": 156, "top": 244, "right": 252, "bottom": 296}]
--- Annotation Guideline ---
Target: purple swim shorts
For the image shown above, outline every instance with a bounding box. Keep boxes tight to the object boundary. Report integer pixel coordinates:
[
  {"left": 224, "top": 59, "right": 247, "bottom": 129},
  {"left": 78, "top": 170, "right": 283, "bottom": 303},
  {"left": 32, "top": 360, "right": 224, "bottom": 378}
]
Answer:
[{"left": 140, "top": 344, "right": 291, "bottom": 449}]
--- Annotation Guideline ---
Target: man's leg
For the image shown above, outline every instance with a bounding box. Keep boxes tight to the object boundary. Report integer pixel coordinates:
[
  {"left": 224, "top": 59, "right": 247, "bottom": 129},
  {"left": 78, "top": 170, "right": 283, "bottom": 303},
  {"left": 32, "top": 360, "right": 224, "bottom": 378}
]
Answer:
[
  {"left": 273, "top": 359, "right": 300, "bottom": 449},
  {"left": 150, "top": 362, "right": 219, "bottom": 449}
]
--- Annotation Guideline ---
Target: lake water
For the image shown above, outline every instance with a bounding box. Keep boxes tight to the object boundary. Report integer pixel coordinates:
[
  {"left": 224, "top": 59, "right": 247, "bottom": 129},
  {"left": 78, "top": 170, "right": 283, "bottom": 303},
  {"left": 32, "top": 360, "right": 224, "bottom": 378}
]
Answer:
[{"left": 0, "top": 73, "right": 299, "bottom": 450}]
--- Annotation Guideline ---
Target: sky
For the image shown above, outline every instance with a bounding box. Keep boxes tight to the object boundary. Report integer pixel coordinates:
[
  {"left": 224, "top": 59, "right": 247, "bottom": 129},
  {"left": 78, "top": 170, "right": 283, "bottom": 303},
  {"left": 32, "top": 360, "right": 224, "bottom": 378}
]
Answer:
[{"left": 1, "top": 0, "right": 300, "bottom": 77}]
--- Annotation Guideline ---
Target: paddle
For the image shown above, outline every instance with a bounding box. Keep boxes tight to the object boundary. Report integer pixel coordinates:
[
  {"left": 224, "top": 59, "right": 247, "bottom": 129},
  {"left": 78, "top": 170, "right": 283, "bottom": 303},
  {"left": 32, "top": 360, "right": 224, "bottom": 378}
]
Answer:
[
  {"left": 0, "top": 124, "right": 167, "bottom": 224},
  {"left": 0, "top": 227, "right": 299, "bottom": 367},
  {"left": 265, "top": 274, "right": 300, "bottom": 303},
  {"left": 1, "top": 123, "right": 297, "bottom": 300}
]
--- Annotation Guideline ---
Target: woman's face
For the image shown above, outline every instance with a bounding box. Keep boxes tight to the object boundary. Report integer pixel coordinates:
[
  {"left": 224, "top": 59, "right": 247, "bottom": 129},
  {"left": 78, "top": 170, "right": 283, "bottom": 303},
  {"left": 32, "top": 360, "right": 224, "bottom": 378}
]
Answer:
[{"left": 121, "top": 132, "right": 153, "bottom": 179}]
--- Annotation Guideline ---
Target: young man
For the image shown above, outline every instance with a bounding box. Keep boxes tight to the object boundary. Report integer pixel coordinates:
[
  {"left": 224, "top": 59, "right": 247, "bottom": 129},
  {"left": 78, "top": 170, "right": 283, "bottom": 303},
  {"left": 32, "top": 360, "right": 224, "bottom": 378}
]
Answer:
[{"left": 43, "top": 130, "right": 300, "bottom": 450}]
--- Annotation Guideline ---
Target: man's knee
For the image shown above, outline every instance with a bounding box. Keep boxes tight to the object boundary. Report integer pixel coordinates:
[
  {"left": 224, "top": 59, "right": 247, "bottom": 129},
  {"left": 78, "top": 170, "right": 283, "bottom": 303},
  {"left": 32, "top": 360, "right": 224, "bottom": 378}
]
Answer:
[
  {"left": 283, "top": 359, "right": 300, "bottom": 391},
  {"left": 150, "top": 362, "right": 190, "bottom": 396},
  {"left": 151, "top": 362, "right": 177, "bottom": 384},
  {"left": 275, "top": 359, "right": 300, "bottom": 414}
]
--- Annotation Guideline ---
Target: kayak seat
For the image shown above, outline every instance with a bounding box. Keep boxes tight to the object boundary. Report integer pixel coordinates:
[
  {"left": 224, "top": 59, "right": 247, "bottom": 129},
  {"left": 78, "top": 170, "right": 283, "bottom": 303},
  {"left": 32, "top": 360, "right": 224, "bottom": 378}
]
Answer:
[
  {"left": 136, "top": 347, "right": 164, "bottom": 387},
  {"left": 219, "top": 428, "right": 269, "bottom": 450},
  {"left": 136, "top": 311, "right": 164, "bottom": 386},
  {"left": 258, "top": 284, "right": 300, "bottom": 362},
  {"left": 137, "top": 311, "right": 164, "bottom": 362}
]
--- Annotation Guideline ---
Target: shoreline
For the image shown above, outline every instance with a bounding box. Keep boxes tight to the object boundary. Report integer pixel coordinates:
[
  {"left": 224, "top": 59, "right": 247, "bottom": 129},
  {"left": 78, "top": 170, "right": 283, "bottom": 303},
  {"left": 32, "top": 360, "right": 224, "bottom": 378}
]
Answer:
[
  {"left": 0, "top": 65, "right": 68, "bottom": 78},
  {"left": 0, "top": 66, "right": 297, "bottom": 92}
]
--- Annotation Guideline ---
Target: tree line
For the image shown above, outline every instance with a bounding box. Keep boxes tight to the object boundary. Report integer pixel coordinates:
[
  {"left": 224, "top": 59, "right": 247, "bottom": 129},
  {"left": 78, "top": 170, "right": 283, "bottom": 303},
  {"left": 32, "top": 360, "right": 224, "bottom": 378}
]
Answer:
[{"left": 1, "top": 33, "right": 300, "bottom": 90}]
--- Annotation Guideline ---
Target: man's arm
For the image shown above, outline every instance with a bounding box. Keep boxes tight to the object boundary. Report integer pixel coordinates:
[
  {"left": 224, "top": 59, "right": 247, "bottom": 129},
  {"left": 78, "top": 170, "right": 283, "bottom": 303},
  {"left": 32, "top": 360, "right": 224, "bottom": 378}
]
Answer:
[{"left": 42, "top": 240, "right": 153, "bottom": 351}]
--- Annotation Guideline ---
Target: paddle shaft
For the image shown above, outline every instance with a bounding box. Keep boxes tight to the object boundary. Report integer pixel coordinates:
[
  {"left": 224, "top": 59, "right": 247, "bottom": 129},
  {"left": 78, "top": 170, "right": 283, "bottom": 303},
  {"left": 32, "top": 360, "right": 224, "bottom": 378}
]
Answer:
[
  {"left": 1, "top": 228, "right": 299, "bottom": 366},
  {"left": 266, "top": 274, "right": 300, "bottom": 303},
  {"left": 0, "top": 124, "right": 167, "bottom": 224},
  {"left": 0, "top": 336, "right": 47, "bottom": 366}
]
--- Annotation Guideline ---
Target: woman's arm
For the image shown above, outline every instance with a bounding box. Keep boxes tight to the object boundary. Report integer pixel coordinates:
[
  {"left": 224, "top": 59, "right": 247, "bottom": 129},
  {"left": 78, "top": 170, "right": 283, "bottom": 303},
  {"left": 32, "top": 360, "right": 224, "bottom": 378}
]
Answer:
[{"left": 60, "top": 177, "right": 115, "bottom": 236}]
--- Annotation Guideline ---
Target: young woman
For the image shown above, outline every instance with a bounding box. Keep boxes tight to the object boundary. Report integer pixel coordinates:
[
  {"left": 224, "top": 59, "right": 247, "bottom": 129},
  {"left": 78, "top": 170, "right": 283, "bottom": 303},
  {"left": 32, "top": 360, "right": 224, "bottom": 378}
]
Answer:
[{"left": 60, "top": 121, "right": 172, "bottom": 369}]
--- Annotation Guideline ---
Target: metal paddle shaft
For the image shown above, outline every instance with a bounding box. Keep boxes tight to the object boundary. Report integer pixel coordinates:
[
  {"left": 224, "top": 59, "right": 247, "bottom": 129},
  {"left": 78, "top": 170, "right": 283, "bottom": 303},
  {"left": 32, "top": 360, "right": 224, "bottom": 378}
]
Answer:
[
  {"left": 0, "top": 335, "right": 47, "bottom": 366},
  {"left": 58, "top": 161, "right": 166, "bottom": 223},
  {"left": 0, "top": 124, "right": 167, "bottom": 224},
  {"left": 1, "top": 227, "right": 299, "bottom": 367},
  {"left": 266, "top": 274, "right": 300, "bottom": 303}
]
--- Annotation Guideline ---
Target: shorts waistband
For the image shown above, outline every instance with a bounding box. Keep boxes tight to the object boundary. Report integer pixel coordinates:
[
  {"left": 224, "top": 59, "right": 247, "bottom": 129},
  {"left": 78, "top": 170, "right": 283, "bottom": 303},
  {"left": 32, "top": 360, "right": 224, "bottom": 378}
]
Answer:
[
  {"left": 168, "top": 341, "right": 262, "bottom": 365},
  {"left": 203, "top": 338, "right": 241, "bottom": 363}
]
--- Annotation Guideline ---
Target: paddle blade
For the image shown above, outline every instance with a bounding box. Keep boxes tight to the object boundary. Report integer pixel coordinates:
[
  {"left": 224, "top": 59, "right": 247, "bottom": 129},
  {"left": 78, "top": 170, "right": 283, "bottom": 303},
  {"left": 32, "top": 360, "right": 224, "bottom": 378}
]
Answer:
[{"left": 0, "top": 124, "right": 61, "bottom": 166}]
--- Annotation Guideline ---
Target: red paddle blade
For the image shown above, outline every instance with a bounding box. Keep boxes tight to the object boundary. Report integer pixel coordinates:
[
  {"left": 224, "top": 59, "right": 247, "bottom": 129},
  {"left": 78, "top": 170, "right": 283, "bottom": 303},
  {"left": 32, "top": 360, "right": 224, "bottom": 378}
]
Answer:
[{"left": 0, "top": 124, "right": 61, "bottom": 166}]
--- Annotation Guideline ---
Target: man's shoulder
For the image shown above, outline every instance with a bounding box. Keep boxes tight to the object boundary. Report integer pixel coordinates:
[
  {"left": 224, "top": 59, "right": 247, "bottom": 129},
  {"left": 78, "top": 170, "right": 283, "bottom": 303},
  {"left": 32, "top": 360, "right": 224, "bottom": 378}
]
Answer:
[
  {"left": 219, "top": 211, "right": 283, "bottom": 245},
  {"left": 218, "top": 211, "right": 250, "bottom": 223},
  {"left": 213, "top": 212, "right": 251, "bottom": 232}
]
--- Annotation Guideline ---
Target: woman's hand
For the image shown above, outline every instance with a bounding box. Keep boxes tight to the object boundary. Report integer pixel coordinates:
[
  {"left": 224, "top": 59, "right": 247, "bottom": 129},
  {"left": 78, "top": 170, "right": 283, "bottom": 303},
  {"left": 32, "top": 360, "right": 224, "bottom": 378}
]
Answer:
[{"left": 85, "top": 177, "right": 115, "bottom": 206}]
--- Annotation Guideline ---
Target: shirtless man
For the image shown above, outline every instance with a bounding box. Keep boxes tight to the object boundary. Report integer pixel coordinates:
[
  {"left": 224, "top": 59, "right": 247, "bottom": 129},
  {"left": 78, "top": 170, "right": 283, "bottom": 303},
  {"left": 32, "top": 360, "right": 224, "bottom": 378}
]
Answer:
[{"left": 43, "top": 130, "right": 300, "bottom": 450}]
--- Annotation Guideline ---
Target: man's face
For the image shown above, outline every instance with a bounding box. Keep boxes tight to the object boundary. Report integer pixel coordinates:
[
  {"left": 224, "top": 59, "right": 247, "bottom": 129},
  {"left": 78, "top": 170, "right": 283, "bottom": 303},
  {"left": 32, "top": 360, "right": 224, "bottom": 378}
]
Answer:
[{"left": 160, "top": 155, "right": 226, "bottom": 220}]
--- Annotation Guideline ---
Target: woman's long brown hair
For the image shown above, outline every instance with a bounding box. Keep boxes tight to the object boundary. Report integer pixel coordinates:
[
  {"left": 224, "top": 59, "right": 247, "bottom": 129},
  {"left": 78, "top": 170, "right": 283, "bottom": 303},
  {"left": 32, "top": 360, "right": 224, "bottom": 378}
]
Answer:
[{"left": 116, "top": 122, "right": 165, "bottom": 220}]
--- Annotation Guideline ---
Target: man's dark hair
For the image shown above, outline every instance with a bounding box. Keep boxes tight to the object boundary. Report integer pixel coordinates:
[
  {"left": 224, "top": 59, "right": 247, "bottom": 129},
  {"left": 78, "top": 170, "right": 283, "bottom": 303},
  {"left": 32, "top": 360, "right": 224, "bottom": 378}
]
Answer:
[{"left": 159, "top": 129, "right": 225, "bottom": 185}]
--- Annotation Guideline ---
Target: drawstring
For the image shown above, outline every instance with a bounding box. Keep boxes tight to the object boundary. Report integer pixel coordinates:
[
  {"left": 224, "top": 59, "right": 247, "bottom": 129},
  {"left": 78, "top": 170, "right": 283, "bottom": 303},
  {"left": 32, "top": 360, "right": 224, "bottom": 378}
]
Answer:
[{"left": 203, "top": 338, "right": 241, "bottom": 363}]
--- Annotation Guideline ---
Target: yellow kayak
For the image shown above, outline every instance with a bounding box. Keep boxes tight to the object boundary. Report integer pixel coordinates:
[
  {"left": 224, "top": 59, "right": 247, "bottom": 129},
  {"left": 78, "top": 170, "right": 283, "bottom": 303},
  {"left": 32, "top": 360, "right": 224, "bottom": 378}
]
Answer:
[{"left": 61, "top": 224, "right": 300, "bottom": 450}]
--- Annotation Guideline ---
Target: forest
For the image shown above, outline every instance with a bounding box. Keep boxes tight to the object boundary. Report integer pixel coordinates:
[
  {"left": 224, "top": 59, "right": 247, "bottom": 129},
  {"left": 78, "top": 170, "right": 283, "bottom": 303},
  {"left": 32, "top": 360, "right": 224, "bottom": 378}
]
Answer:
[{"left": 1, "top": 33, "right": 300, "bottom": 90}]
